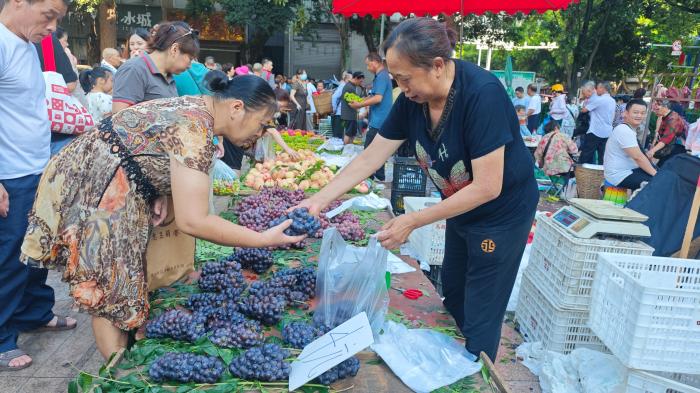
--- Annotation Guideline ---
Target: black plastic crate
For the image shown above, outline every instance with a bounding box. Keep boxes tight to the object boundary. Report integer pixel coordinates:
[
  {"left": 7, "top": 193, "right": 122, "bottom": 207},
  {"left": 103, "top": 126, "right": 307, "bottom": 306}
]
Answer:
[
  {"left": 392, "top": 157, "right": 427, "bottom": 193},
  {"left": 390, "top": 189, "right": 425, "bottom": 215}
]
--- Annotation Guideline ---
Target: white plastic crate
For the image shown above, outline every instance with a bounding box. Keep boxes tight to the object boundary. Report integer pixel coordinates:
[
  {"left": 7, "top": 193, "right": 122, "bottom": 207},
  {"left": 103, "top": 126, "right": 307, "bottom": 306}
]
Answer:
[
  {"left": 528, "top": 216, "right": 653, "bottom": 310},
  {"left": 627, "top": 370, "right": 700, "bottom": 393},
  {"left": 404, "top": 197, "right": 445, "bottom": 266},
  {"left": 589, "top": 254, "right": 700, "bottom": 374},
  {"left": 515, "top": 269, "right": 607, "bottom": 354}
]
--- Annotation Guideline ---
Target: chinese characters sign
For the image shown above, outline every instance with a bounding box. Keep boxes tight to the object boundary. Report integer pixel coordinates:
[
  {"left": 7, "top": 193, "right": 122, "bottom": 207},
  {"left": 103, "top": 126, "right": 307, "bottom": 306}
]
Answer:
[{"left": 116, "top": 5, "right": 162, "bottom": 39}]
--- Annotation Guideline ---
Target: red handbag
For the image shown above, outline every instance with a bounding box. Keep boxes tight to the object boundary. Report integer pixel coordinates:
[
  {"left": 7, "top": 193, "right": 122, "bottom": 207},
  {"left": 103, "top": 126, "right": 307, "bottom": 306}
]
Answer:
[{"left": 41, "top": 36, "right": 94, "bottom": 135}]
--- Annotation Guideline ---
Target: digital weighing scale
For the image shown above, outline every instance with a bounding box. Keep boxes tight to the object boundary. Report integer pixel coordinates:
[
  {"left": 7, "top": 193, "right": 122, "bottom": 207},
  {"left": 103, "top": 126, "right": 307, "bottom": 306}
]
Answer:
[{"left": 551, "top": 198, "right": 651, "bottom": 239}]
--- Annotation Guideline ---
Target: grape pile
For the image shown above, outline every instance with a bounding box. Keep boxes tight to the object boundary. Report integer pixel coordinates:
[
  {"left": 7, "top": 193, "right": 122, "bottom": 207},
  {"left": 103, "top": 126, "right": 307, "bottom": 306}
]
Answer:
[
  {"left": 148, "top": 352, "right": 225, "bottom": 384},
  {"left": 145, "top": 309, "right": 207, "bottom": 342},
  {"left": 198, "top": 259, "right": 247, "bottom": 300},
  {"left": 228, "top": 344, "right": 291, "bottom": 382},
  {"left": 316, "top": 356, "right": 361, "bottom": 385},
  {"left": 209, "top": 318, "right": 263, "bottom": 349},
  {"left": 268, "top": 208, "right": 321, "bottom": 237},
  {"left": 234, "top": 248, "right": 274, "bottom": 274},
  {"left": 281, "top": 321, "right": 323, "bottom": 349},
  {"left": 329, "top": 211, "right": 365, "bottom": 241},
  {"left": 235, "top": 188, "right": 305, "bottom": 232}
]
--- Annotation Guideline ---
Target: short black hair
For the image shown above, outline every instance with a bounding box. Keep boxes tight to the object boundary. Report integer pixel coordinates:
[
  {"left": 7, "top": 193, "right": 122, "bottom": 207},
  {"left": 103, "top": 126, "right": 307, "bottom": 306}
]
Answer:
[
  {"left": 544, "top": 120, "right": 559, "bottom": 134},
  {"left": 514, "top": 105, "right": 526, "bottom": 112},
  {"left": 515, "top": 86, "right": 524, "bottom": 93},
  {"left": 54, "top": 26, "right": 66, "bottom": 40},
  {"left": 626, "top": 99, "right": 647, "bottom": 111},
  {"left": 527, "top": 84, "right": 537, "bottom": 93},
  {"left": 366, "top": 52, "right": 382, "bottom": 63}
]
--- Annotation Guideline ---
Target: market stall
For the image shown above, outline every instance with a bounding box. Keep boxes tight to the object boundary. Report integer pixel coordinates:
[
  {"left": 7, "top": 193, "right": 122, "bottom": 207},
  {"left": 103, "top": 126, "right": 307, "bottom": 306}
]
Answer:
[{"left": 68, "top": 172, "right": 498, "bottom": 392}]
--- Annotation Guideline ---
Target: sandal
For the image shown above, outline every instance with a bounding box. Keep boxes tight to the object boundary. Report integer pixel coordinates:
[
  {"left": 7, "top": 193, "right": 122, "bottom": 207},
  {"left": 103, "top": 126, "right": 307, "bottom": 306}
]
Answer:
[
  {"left": 33, "top": 316, "right": 77, "bottom": 332},
  {"left": 0, "top": 349, "right": 33, "bottom": 371}
]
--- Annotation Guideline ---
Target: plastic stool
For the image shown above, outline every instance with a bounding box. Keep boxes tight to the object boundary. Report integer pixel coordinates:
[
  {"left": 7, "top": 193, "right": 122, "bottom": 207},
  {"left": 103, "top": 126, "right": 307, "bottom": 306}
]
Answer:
[{"left": 603, "top": 181, "right": 628, "bottom": 206}]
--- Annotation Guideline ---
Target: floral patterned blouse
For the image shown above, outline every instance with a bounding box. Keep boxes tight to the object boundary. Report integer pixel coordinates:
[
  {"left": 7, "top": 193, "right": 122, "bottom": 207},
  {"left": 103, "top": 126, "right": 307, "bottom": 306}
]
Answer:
[{"left": 534, "top": 131, "right": 578, "bottom": 176}]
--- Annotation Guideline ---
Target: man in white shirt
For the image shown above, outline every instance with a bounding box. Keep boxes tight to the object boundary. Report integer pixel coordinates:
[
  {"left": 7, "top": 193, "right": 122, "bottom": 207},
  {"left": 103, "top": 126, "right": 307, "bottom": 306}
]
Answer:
[
  {"left": 604, "top": 99, "right": 656, "bottom": 190},
  {"left": 580, "top": 81, "right": 616, "bottom": 164},
  {"left": 526, "top": 84, "right": 542, "bottom": 133},
  {"left": 0, "top": 0, "right": 77, "bottom": 370}
]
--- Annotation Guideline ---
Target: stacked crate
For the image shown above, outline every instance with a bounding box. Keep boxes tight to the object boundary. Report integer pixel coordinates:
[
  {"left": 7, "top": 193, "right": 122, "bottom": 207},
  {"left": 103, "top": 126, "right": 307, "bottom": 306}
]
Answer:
[{"left": 515, "top": 215, "right": 653, "bottom": 354}]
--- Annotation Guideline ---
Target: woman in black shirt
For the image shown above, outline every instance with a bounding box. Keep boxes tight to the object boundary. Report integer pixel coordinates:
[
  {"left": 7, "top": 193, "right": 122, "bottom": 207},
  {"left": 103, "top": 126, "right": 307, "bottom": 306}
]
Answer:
[{"left": 295, "top": 18, "right": 538, "bottom": 361}]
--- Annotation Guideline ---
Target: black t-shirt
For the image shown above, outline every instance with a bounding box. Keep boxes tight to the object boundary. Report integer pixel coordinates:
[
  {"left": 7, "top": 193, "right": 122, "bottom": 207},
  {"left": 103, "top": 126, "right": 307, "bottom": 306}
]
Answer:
[
  {"left": 380, "top": 60, "right": 538, "bottom": 226},
  {"left": 34, "top": 36, "right": 77, "bottom": 84}
]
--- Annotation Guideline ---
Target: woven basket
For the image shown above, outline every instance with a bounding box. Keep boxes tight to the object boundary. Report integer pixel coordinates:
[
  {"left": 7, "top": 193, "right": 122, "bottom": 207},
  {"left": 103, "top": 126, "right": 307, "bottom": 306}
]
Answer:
[
  {"left": 575, "top": 165, "right": 604, "bottom": 199},
  {"left": 312, "top": 91, "right": 333, "bottom": 116}
]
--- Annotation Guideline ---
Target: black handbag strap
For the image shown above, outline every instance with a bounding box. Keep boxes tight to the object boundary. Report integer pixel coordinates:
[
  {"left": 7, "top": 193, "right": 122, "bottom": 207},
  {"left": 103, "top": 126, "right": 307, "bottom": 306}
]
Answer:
[{"left": 540, "top": 133, "right": 556, "bottom": 168}]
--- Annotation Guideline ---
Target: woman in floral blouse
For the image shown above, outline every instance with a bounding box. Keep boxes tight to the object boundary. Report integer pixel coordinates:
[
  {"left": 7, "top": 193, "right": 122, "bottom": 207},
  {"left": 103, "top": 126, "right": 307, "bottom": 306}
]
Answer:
[
  {"left": 534, "top": 121, "right": 579, "bottom": 176},
  {"left": 21, "top": 75, "right": 305, "bottom": 360}
]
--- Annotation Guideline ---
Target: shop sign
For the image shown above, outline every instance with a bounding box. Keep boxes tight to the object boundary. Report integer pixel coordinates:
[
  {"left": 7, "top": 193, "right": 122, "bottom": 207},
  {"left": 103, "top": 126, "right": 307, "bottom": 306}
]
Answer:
[{"left": 117, "top": 5, "right": 162, "bottom": 38}]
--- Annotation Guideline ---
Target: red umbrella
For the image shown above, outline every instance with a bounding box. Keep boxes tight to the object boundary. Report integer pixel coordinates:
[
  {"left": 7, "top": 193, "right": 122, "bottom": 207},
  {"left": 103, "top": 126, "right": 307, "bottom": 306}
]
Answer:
[{"left": 332, "top": 0, "right": 577, "bottom": 17}]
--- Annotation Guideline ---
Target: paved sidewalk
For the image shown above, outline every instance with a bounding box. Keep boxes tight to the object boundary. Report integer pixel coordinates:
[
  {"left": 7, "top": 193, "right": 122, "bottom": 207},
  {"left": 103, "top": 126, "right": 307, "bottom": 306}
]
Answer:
[{"left": 0, "top": 271, "right": 101, "bottom": 393}]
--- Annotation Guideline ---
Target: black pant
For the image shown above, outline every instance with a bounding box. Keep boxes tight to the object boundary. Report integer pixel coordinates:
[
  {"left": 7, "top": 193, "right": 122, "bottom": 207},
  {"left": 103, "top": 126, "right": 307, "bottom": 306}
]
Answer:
[
  {"left": 441, "top": 216, "right": 534, "bottom": 361},
  {"left": 618, "top": 168, "right": 653, "bottom": 190},
  {"left": 331, "top": 115, "right": 344, "bottom": 139},
  {"left": 343, "top": 119, "right": 358, "bottom": 138},
  {"left": 527, "top": 115, "right": 540, "bottom": 133},
  {"left": 579, "top": 133, "right": 608, "bottom": 165},
  {"left": 364, "top": 127, "right": 385, "bottom": 181}
]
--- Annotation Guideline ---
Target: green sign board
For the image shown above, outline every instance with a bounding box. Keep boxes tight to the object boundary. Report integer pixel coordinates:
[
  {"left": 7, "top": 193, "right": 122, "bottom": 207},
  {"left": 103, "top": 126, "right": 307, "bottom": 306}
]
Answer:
[
  {"left": 117, "top": 5, "right": 162, "bottom": 39},
  {"left": 491, "top": 70, "right": 536, "bottom": 96}
]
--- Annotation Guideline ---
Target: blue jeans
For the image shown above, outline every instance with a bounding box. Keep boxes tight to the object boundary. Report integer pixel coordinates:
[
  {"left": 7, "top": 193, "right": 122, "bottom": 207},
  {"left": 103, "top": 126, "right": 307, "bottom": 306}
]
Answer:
[
  {"left": 50, "top": 134, "right": 76, "bottom": 157},
  {"left": 0, "top": 175, "right": 55, "bottom": 353}
]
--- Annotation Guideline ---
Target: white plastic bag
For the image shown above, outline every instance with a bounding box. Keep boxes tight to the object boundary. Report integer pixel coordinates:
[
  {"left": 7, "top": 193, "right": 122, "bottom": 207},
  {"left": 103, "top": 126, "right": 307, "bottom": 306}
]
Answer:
[
  {"left": 371, "top": 321, "right": 481, "bottom": 393},
  {"left": 254, "top": 134, "right": 276, "bottom": 162},
  {"left": 516, "top": 343, "right": 627, "bottom": 393},
  {"left": 314, "top": 228, "right": 388, "bottom": 335},
  {"left": 324, "top": 193, "right": 390, "bottom": 219}
]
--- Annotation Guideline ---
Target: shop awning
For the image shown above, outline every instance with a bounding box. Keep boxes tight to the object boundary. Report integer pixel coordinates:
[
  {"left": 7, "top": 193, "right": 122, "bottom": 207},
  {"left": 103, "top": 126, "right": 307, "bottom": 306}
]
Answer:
[{"left": 332, "top": 0, "right": 577, "bottom": 17}]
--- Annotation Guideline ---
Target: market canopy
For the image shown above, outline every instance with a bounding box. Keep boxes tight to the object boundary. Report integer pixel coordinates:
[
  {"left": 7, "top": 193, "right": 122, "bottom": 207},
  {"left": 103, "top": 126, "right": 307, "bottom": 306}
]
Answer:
[{"left": 332, "top": 0, "right": 578, "bottom": 17}]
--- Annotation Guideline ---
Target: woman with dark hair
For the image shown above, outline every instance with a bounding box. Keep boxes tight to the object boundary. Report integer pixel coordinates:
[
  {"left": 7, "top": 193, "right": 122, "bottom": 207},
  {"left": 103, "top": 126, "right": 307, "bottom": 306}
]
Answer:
[
  {"left": 123, "top": 28, "right": 150, "bottom": 59},
  {"left": 79, "top": 66, "right": 114, "bottom": 123},
  {"left": 21, "top": 74, "right": 305, "bottom": 359},
  {"left": 534, "top": 121, "right": 578, "bottom": 176},
  {"left": 295, "top": 17, "right": 538, "bottom": 361},
  {"left": 112, "top": 21, "right": 199, "bottom": 114},
  {"left": 648, "top": 99, "right": 689, "bottom": 167},
  {"left": 289, "top": 68, "right": 308, "bottom": 130}
]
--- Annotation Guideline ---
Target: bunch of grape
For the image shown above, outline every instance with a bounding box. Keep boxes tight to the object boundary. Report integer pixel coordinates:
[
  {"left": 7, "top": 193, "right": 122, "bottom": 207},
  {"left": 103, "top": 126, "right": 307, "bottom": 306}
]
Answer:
[
  {"left": 204, "top": 304, "right": 244, "bottom": 330},
  {"left": 148, "top": 352, "right": 225, "bottom": 384},
  {"left": 281, "top": 321, "right": 323, "bottom": 349},
  {"left": 268, "top": 208, "right": 321, "bottom": 237},
  {"left": 145, "top": 309, "right": 207, "bottom": 342},
  {"left": 185, "top": 292, "right": 228, "bottom": 313},
  {"left": 239, "top": 282, "right": 287, "bottom": 325},
  {"left": 209, "top": 318, "right": 263, "bottom": 349},
  {"left": 316, "top": 357, "right": 361, "bottom": 385},
  {"left": 329, "top": 211, "right": 365, "bottom": 241},
  {"left": 234, "top": 248, "right": 274, "bottom": 274},
  {"left": 228, "top": 344, "right": 291, "bottom": 382},
  {"left": 272, "top": 267, "right": 316, "bottom": 302},
  {"left": 198, "top": 260, "right": 247, "bottom": 300}
]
